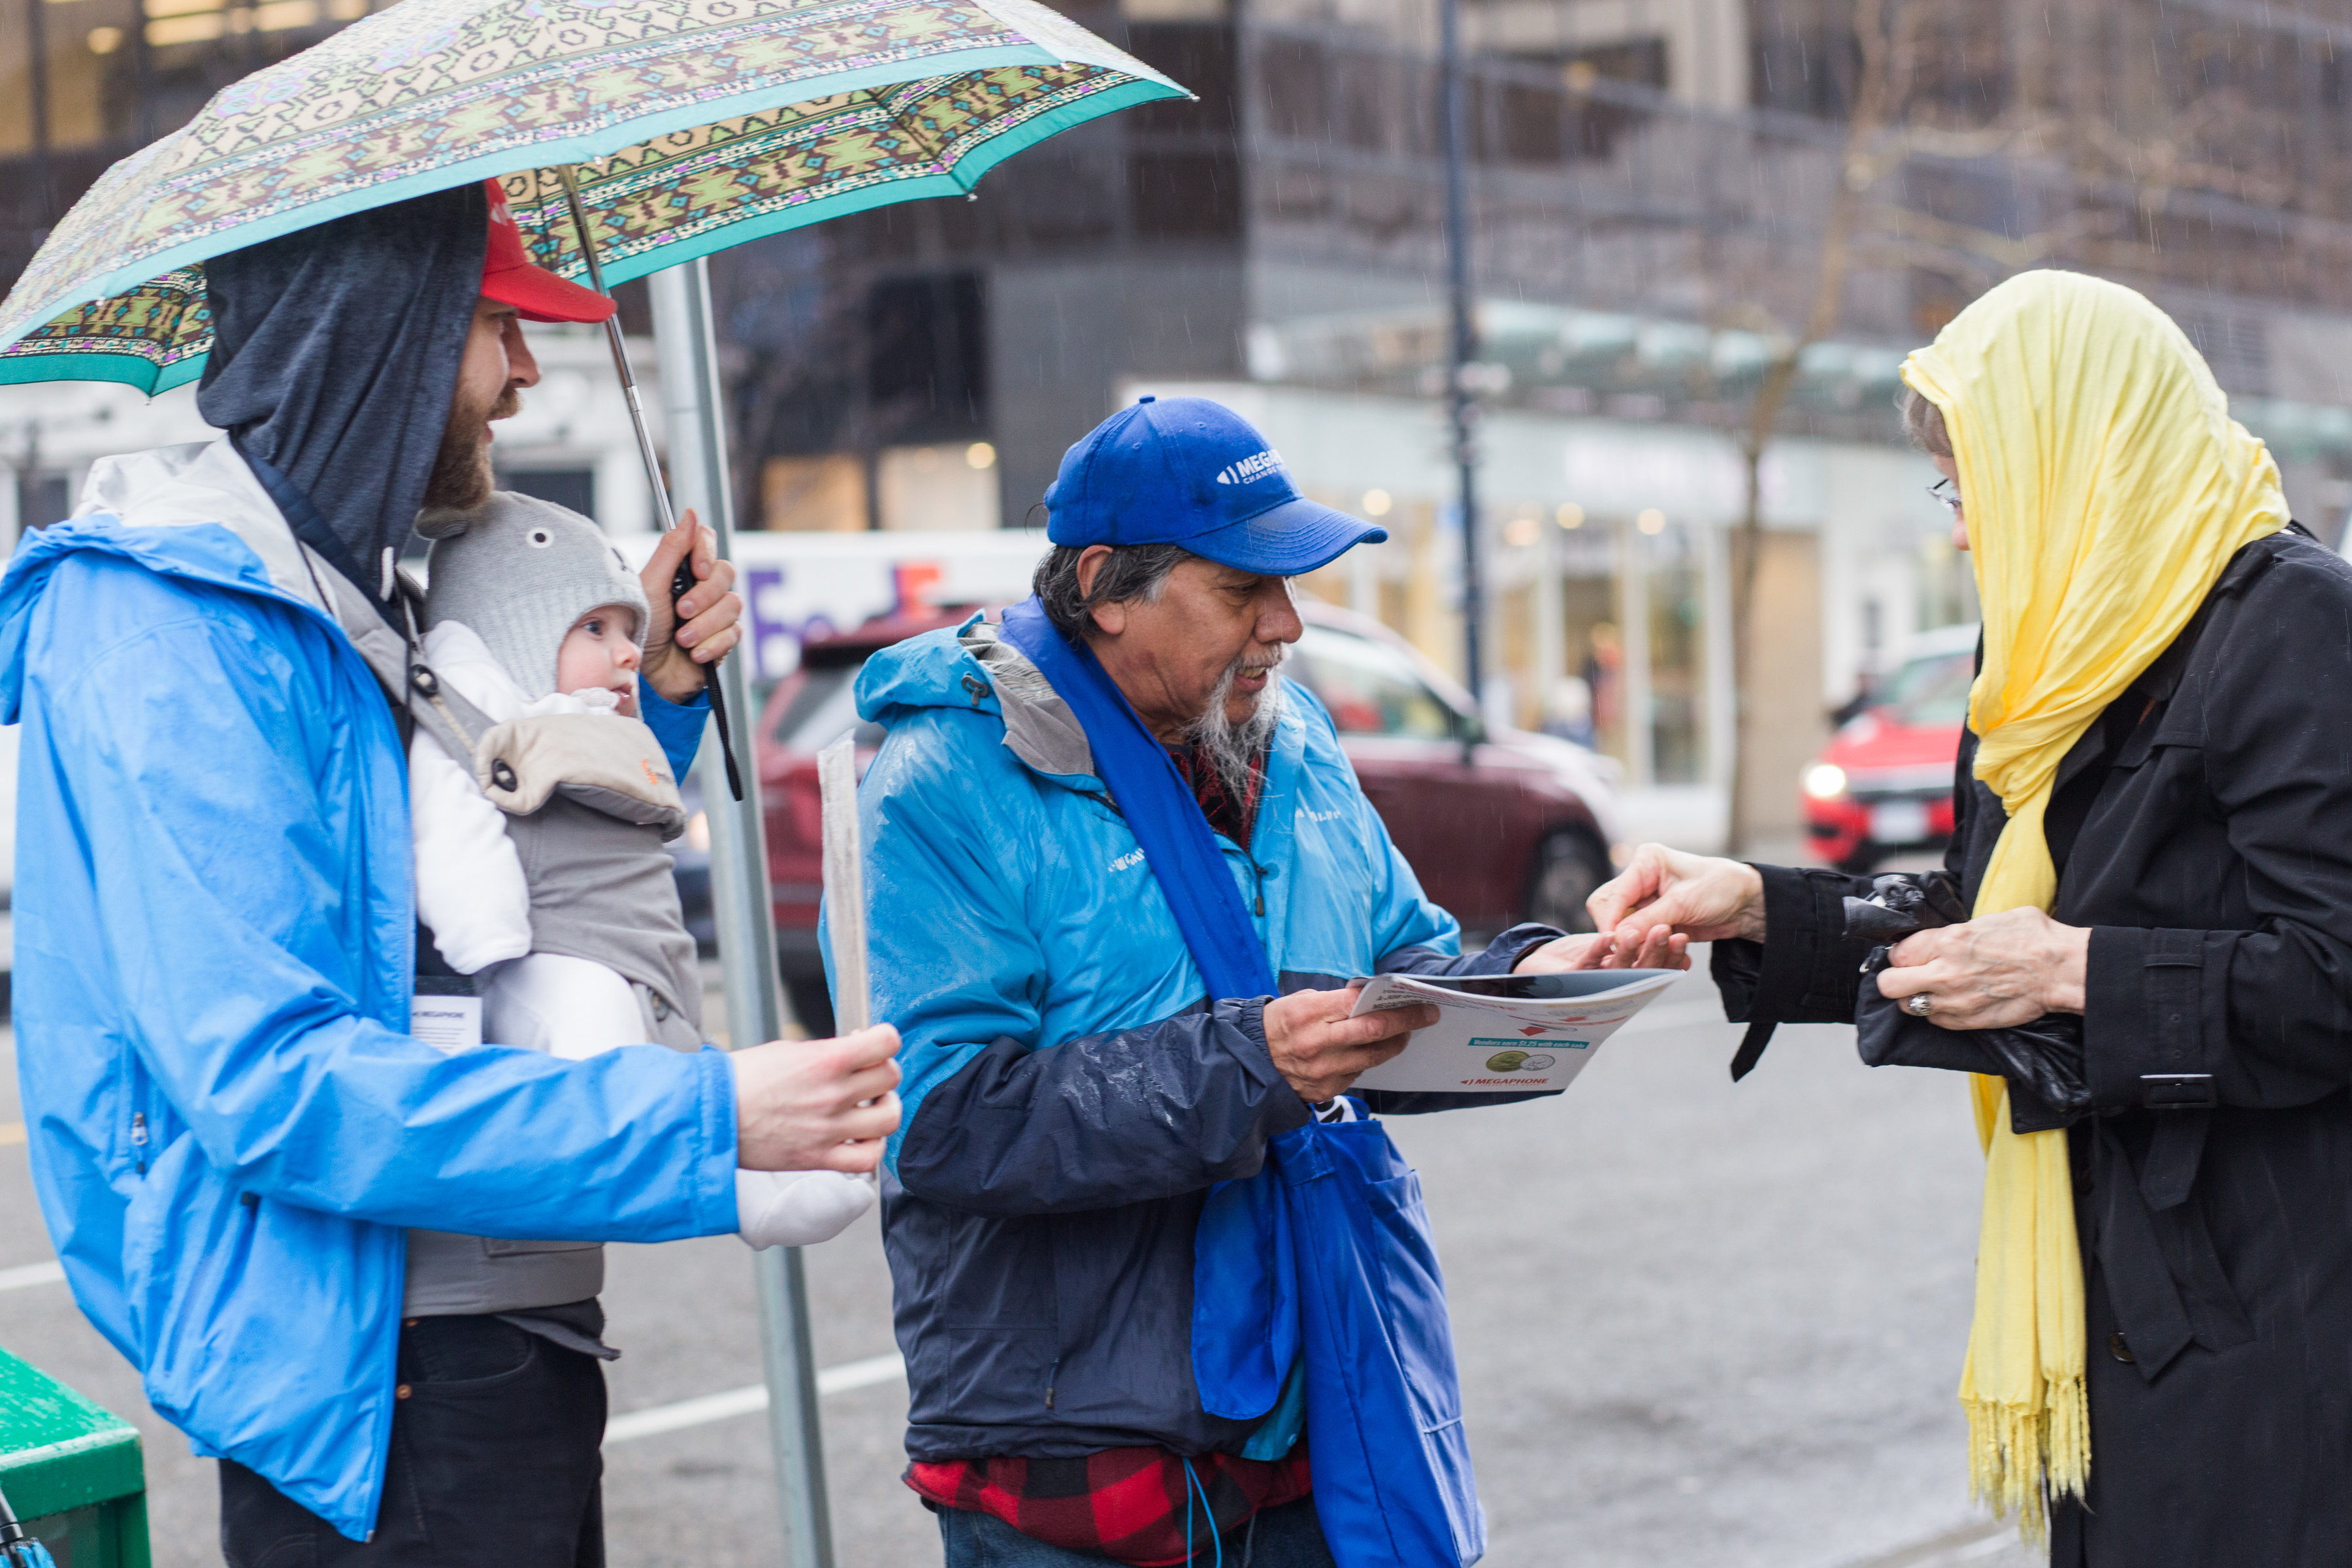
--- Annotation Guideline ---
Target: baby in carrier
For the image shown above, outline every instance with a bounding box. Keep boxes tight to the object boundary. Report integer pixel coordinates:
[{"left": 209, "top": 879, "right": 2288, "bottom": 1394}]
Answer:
[{"left": 407, "top": 492, "right": 870, "bottom": 1256}]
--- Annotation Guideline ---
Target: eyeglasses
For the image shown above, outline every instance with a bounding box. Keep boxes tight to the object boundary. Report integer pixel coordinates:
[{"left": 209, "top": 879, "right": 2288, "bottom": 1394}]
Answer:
[{"left": 1927, "top": 478, "right": 1963, "bottom": 517}]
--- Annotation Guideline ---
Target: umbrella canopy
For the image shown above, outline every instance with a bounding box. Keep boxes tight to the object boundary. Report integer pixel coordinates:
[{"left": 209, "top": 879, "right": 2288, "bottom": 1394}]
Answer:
[{"left": 0, "top": 0, "right": 1183, "bottom": 391}]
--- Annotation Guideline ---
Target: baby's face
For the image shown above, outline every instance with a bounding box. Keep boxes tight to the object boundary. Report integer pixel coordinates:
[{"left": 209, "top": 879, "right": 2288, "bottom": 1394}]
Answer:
[{"left": 557, "top": 605, "right": 642, "bottom": 715}]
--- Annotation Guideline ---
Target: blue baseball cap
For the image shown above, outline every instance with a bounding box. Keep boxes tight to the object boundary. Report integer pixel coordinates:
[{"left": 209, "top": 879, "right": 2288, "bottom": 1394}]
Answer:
[{"left": 1043, "top": 396, "right": 1386, "bottom": 574}]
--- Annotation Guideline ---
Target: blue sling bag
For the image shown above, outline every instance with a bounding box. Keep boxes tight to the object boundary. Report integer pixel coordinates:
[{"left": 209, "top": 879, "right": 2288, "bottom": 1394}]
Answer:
[{"left": 999, "top": 597, "right": 1484, "bottom": 1568}]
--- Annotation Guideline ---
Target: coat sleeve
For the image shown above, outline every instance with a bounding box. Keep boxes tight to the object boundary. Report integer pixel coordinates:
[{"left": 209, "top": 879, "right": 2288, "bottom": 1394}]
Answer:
[
  {"left": 894, "top": 1005, "right": 1314, "bottom": 1216},
  {"left": 24, "top": 564, "right": 740, "bottom": 1240},
  {"left": 2083, "top": 553, "right": 2352, "bottom": 1111},
  {"left": 1708, "top": 864, "right": 1878, "bottom": 1025},
  {"left": 638, "top": 679, "right": 711, "bottom": 781}
]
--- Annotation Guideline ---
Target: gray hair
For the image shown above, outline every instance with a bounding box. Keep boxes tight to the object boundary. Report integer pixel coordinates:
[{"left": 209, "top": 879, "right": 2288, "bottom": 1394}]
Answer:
[
  {"left": 1032, "top": 543, "right": 1193, "bottom": 639},
  {"left": 1899, "top": 384, "right": 1953, "bottom": 458}
]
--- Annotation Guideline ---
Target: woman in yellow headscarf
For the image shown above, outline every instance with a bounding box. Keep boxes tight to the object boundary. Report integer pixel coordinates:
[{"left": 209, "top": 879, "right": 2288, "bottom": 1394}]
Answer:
[{"left": 1586, "top": 270, "right": 2352, "bottom": 1567}]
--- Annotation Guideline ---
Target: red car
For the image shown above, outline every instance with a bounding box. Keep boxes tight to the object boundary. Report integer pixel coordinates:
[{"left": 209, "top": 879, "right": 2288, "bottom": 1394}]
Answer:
[
  {"left": 1802, "top": 623, "right": 1978, "bottom": 873},
  {"left": 759, "top": 602, "right": 1625, "bottom": 1034}
]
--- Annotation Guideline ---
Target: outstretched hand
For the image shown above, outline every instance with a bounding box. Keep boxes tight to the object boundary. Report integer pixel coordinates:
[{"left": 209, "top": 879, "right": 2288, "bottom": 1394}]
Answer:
[
  {"left": 1512, "top": 926, "right": 1690, "bottom": 972},
  {"left": 1585, "top": 844, "right": 1768, "bottom": 960},
  {"left": 639, "top": 510, "right": 743, "bottom": 703},
  {"left": 732, "top": 1024, "right": 902, "bottom": 1173},
  {"left": 1263, "top": 987, "right": 1439, "bottom": 1103}
]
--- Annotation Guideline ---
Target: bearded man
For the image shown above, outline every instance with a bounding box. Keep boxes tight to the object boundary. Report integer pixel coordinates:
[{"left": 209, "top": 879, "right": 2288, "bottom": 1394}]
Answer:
[
  {"left": 842, "top": 397, "right": 1672, "bottom": 1567},
  {"left": 1, "top": 181, "right": 900, "bottom": 1565}
]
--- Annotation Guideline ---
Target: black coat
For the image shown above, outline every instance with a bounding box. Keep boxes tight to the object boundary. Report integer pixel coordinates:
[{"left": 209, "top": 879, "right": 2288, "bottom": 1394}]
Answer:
[{"left": 1715, "top": 526, "right": 2352, "bottom": 1567}]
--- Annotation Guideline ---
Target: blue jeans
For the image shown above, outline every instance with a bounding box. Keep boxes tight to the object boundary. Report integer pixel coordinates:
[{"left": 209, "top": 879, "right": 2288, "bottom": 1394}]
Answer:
[{"left": 936, "top": 1496, "right": 1335, "bottom": 1568}]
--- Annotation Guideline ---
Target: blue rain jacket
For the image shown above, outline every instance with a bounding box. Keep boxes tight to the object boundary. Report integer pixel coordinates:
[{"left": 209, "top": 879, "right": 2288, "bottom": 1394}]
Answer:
[
  {"left": 0, "top": 442, "right": 740, "bottom": 1540},
  {"left": 840, "top": 616, "right": 1559, "bottom": 1462}
]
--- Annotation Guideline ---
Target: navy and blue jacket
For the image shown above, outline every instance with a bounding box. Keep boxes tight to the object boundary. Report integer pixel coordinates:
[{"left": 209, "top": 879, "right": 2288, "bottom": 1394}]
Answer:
[{"left": 834, "top": 618, "right": 1558, "bottom": 1461}]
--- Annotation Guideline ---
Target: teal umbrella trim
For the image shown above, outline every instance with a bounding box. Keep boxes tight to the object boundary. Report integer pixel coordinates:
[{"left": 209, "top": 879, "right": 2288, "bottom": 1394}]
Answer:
[
  {"left": 0, "top": 41, "right": 1183, "bottom": 353},
  {"left": 0, "top": 348, "right": 205, "bottom": 395},
  {"left": 593, "top": 75, "right": 1181, "bottom": 288},
  {"left": 0, "top": 74, "right": 1179, "bottom": 393}
]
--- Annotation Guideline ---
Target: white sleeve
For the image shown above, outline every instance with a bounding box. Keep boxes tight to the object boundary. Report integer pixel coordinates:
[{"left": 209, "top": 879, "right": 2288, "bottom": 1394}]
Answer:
[
  {"left": 734, "top": 1170, "right": 878, "bottom": 1250},
  {"left": 409, "top": 726, "right": 533, "bottom": 975}
]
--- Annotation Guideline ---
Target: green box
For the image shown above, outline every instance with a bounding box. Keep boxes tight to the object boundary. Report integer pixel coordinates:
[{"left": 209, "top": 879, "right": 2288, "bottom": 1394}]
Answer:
[{"left": 0, "top": 1346, "right": 150, "bottom": 1568}]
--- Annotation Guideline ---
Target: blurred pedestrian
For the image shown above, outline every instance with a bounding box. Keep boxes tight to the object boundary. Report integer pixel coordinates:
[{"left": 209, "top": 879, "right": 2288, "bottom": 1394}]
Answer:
[
  {"left": 1588, "top": 270, "right": 2352, "bottom": 1566},
  {"left": 1539, "top": 674, "right": 1597, "bottom": 748},
  {"left": 847, "top": 397, "right": 1681, "bottom": 1566},
  {"left": 0, "top": 180, "right": 900, "bottom": 1565}
]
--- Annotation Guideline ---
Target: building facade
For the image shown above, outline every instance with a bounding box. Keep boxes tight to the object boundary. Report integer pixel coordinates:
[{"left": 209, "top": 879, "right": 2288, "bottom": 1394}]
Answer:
[{"left": 9, "top": 0, "right": 2352, "bottom": 836}]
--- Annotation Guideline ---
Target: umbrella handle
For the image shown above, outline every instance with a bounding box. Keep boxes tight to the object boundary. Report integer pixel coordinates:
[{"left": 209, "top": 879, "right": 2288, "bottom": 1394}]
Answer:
[
  {"left": 675, "top": 555, "right": 745, "bottom": 800},
  {"left": 550, "top": 168, "right": 743, "bottom": 802}
]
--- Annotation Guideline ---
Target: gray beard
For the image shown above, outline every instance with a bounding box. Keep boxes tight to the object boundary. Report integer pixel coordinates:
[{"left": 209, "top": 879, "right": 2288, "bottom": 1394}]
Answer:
[{"left": 1184, "top": 661, "right": 1284, "bottom": 802}]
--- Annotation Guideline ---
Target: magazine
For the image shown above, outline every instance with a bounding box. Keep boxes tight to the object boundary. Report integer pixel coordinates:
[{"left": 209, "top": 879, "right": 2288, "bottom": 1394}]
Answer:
[{"left": 1344, "top": 968, "right": 1681, "bottom": 1092}]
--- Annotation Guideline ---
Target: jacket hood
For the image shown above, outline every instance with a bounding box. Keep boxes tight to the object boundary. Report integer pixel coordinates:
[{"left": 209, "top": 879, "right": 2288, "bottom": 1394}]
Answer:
[
  {"left": 198, "top": 181, "right": 484, "bottom": 606},
  {"left": 856, "top": 614, "right": 1006, "bottom": 724},
  {"left": 0, "top": 438, "right": 391, "bottom": 725},
  {"left": 858, "top": 613, "right": 1100, "bottom": 791}
]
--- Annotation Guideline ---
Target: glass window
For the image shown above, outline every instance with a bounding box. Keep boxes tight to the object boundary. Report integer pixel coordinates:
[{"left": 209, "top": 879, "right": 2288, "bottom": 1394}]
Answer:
[
  {"left": 1292, "top": 625, "right": 1460, "bottom": 740},
  {"left": 770, "top": 664, "right": 883, "bottom": 755},
  {"left": 1882, "top": 649, "right": 1976, "bottom": 726}
]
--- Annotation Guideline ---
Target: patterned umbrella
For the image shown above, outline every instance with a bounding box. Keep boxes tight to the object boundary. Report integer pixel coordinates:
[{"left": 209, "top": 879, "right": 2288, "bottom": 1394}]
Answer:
[{"left": 0, "top": 0, "right": 1183, "bottom": 390}]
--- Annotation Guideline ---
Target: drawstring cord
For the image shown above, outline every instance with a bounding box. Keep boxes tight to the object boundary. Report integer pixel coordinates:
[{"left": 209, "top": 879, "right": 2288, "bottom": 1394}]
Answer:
[{"left": 1181, "top": 1458, "right": 1224, "bottom": 1568}]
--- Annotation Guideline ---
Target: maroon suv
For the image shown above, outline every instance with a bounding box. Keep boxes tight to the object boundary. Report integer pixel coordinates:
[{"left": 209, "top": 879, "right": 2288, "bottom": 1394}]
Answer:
[{"left": 759, "top": 603, "right": 1623, "bottom": 1034}]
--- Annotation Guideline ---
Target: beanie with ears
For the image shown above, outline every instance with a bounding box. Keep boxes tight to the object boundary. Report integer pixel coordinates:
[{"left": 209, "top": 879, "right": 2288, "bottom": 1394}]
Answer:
[{"left": 420, "top": 491, "right": 650, "bottom": 699}]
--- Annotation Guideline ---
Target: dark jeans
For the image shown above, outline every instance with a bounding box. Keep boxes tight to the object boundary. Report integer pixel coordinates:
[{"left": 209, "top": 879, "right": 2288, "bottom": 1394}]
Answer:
[
  {"left": 937, "top": 1496, "right": 1335, "bottom": 1568},
  {"left": 220, "top": 1314, "right": 606, "bottom": 1567}
]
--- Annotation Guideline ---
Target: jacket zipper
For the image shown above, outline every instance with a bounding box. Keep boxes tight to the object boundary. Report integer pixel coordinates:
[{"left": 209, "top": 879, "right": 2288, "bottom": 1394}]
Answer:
[{"left": 130, "top": 1111, "right": 148, "bottom": 1176}]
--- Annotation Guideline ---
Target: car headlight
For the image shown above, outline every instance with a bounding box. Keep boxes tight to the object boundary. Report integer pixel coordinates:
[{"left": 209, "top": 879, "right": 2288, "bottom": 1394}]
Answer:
[{"left": 1802, "top": 762, "right": 1849, "bottom": 800}]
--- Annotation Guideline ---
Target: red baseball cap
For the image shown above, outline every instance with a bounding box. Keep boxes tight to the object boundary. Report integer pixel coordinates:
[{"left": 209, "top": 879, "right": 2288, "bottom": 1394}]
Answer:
[{"left": 478, "top": 177, "right": 617, "bottom": 325}]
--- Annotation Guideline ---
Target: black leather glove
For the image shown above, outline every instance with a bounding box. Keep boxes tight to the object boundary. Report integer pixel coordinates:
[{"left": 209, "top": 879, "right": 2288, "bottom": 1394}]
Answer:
[{"left": 1845, "top": 874, "right": 2089, "bottom": 1117}]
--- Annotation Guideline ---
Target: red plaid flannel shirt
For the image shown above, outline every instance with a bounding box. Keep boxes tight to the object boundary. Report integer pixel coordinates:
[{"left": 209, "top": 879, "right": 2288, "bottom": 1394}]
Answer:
[{"left": 906, "top": 1448, "right": 1312, "bottom": 1565}]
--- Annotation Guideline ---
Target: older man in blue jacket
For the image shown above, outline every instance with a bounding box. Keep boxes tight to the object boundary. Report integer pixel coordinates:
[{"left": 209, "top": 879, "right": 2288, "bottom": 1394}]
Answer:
[
  {"left": 844, "top": 397, "right": 1678, "bottom": 1567},
  {"left": 1, "top": 183, "right": 899, "bottom": 1563}
]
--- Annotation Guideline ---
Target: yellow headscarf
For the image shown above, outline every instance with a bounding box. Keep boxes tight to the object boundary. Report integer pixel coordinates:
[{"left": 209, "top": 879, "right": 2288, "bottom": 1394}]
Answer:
[{"left": 1899, "top": 271, "right": 2286, "bottom": 1531}]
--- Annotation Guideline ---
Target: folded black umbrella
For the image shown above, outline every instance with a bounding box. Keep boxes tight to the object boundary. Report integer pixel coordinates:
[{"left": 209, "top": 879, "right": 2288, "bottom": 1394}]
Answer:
[{"left": 1847, "top": 873, "right": 2091, "bottom": 1116}]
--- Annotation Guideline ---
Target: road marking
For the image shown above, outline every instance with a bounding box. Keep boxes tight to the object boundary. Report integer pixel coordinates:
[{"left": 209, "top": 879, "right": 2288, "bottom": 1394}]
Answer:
[
  {"left": 0, "top": 1260, "right": 66, "bottom": 1293},
  {"left": 604, "top": 1352, "right": 906, "bottom": 1445},
  {"left": 0, "top": 1121, "right": 24, "bottom": 1147}
]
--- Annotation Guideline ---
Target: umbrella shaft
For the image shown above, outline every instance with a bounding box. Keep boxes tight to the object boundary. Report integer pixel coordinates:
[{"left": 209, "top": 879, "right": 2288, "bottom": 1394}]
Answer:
[
  {"left": 614, "top": 350, "right": 679, "bottom": 534},
  {"left": 559, "top": 166, "right": 683, "bottom": 536}
]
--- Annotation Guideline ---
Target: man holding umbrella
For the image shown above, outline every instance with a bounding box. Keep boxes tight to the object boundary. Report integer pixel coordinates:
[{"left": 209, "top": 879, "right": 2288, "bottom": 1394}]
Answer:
[{"left": 0, "top": 182, "right": 900, "bottom": 1563}]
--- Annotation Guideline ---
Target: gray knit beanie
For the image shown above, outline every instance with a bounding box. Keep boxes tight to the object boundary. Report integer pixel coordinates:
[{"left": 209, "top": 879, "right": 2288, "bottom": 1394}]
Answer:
[{"left": 420, "top": 491, "right": 651, "bottom": 699}]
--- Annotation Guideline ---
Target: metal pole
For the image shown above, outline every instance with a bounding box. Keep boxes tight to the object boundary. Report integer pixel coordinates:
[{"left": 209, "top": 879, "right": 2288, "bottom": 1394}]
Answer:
[
  {"left": 647, "top": 258, "right": 837, "bottom": 1568},
  {"left": 1439, "top": 0, "right": 1482, "bottom": 703}
]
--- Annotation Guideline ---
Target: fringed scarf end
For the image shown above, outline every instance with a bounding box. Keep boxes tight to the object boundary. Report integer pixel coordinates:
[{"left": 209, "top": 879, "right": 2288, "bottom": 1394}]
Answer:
[{"left": 1964, "top": 1375, "right": 2087, "bottom": 1546}]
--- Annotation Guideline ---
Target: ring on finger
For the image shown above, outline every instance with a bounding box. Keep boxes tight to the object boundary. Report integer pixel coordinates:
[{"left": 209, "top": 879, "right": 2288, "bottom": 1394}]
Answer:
[{"left": 1905, "top": 992, "right": 1933, "bottom": 1019}]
